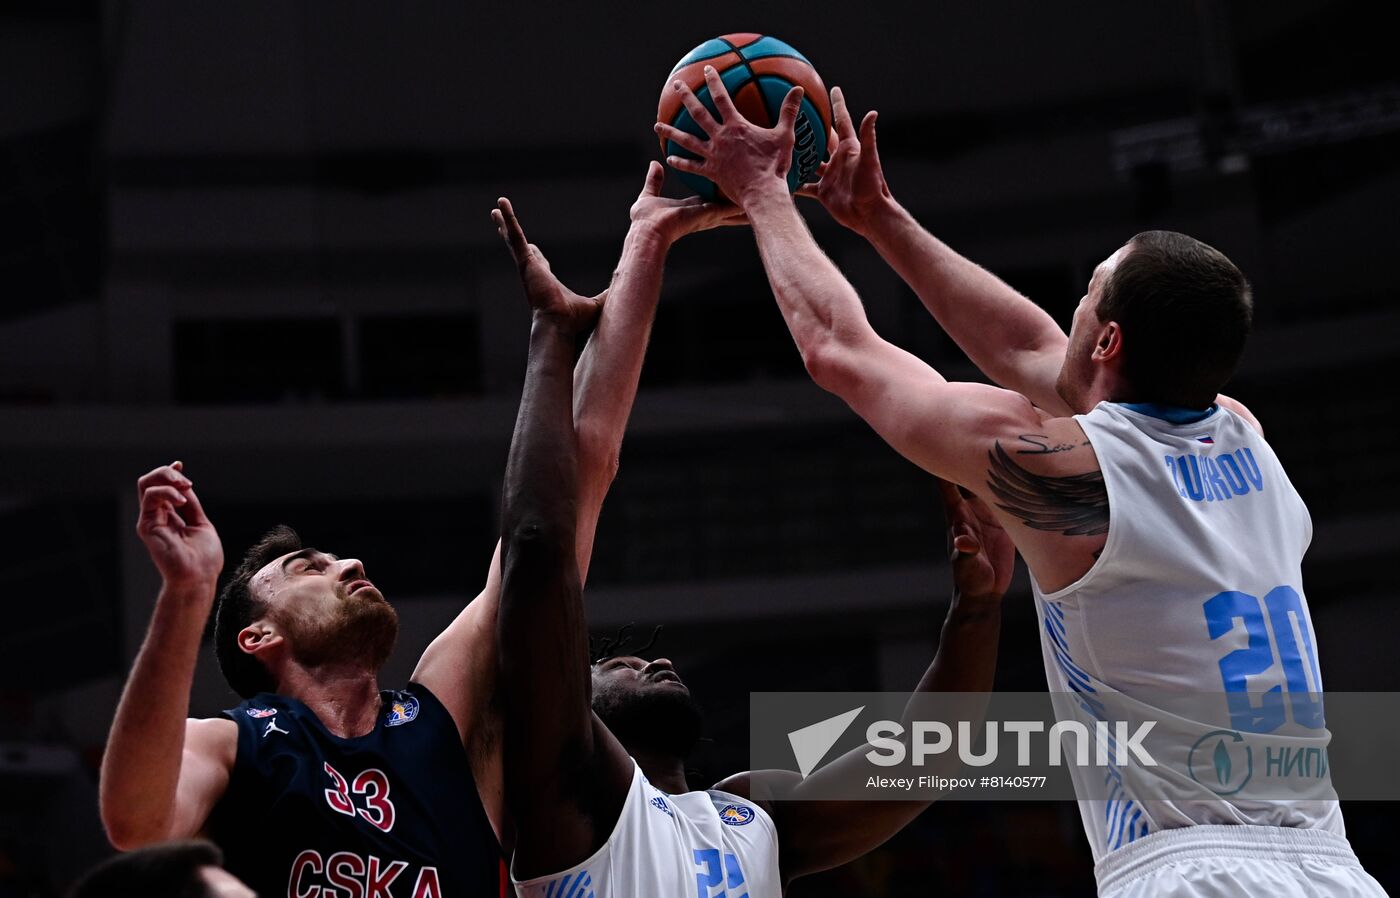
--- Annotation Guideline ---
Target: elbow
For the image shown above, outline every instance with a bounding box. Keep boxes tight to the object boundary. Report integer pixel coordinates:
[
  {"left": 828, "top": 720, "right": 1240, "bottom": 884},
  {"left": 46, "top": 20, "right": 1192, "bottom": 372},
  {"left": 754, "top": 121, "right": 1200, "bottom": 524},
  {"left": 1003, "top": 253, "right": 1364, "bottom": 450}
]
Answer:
[
  {"left": 101, "top": 810, "right": 164, "bottom": 852},
  {"left": 104, "top": 826, "right": 145, "bottom": 853},
  {"left": 501, "top": 518, "right": 576, "bottom": 575},
  {"left": 575, "top": 425, "right": 621, "bottom": 492},
  {"left": 802, "top": 338, "right": 858, "bottom": 397},
  {"left": 800, "top": 315, "right": 879, "bottom": 397},
  {"left": 503, "top": 519, "right": 572, "bottom": 557}
]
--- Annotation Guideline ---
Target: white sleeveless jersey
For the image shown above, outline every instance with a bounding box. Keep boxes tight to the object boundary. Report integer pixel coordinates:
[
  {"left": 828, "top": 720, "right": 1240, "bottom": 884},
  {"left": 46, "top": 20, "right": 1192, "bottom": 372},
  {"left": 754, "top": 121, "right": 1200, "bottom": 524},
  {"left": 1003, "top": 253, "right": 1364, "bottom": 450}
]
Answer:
[
  {"left": 513, "top": 761, "right": 781, "bottom": 898},
  {"left": 1033, "top": 402, "right": 1344, "bottom": 862}
]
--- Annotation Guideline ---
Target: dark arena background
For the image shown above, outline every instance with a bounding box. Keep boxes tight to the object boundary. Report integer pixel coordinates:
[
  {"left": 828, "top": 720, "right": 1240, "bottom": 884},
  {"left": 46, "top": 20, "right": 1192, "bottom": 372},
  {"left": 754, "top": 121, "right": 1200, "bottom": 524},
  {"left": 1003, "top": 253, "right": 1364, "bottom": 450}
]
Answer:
[{"left": 2, "top": 2, "right": 1398, "bottom": 895}]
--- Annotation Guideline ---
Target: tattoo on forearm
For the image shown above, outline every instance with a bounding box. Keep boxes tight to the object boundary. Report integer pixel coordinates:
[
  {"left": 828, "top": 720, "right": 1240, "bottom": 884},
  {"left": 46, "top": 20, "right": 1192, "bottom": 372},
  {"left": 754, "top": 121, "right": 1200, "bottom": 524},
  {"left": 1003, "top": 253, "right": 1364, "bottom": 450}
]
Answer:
[
  {"left": 987, "top": 442, "right": 1108, "bottom": 536},
  {"left": 1015, "top": 434, "right": 1092, "bottom": 455}
]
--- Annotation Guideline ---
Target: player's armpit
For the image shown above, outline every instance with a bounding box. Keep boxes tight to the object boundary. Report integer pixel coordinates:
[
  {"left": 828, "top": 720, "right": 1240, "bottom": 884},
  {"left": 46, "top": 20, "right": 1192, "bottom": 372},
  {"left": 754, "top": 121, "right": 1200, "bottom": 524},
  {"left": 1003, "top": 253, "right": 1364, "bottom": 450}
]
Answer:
[{"left": 167, "top": 717, "right": 237, "bottom": 841}]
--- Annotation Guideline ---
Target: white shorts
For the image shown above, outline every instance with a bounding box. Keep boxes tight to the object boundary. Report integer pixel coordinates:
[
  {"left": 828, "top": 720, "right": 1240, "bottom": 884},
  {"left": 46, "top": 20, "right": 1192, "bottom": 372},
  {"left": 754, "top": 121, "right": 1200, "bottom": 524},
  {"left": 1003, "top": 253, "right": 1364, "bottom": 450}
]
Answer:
[{"left": 1095, "top": 825, "right": 1387, "bottom": 898}]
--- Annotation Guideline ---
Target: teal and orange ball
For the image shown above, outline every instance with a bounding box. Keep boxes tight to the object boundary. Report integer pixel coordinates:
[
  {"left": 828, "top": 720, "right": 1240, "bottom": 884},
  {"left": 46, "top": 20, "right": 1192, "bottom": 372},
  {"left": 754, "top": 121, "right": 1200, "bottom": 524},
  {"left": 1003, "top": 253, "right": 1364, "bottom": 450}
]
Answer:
[{"left": 657, "top": 34, "right": 833, "bottom": 200}]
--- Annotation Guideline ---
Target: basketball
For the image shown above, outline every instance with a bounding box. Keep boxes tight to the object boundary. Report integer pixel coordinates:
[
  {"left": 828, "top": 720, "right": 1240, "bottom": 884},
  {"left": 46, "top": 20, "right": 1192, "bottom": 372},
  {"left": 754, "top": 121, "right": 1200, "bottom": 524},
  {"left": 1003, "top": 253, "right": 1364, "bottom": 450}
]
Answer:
[{"left": 656, "top": 34, "right": 833, "bottom": 200}]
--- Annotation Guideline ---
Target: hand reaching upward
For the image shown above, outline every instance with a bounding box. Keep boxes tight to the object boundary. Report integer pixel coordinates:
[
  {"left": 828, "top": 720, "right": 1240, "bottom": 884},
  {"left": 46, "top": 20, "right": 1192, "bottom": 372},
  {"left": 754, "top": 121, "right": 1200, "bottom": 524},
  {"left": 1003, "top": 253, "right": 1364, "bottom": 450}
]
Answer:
[
  {"left": 628, "top": 160, "right": 748, "bottom": 243},
  {"left": 938, "top": 480, "right": 1015, "bottom": 602},
  {"left": 135, "top": 461, "right": 223, "bottom": 592},
  {"left": 493, "top": 198, "right": 604, "bottom": 330},
  {"left": 653, "top": 65, "right": 805, "bottom": 207},
  {"left": 796, "top": 87, "right": 892, "bottom": 234}
]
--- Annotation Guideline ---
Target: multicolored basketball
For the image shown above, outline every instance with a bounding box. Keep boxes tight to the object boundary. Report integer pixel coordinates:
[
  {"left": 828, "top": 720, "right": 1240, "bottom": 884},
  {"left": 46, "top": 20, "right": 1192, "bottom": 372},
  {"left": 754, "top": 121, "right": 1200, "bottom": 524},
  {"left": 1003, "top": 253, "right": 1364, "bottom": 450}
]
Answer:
[{"left": 657, "top": 34, "right": 833, "bottom": 200}]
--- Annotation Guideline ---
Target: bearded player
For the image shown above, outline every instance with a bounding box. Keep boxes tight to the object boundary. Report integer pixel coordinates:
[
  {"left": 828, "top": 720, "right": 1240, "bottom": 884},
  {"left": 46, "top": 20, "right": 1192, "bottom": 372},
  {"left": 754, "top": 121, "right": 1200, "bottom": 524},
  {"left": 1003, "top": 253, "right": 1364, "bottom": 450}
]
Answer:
[
  {"left": 494, "top": 197, "right": 1013, "bottom": 896},
  {"left": 97, "top": 162, "right": 741, "bottom": 897},
  {"left": 654, "top": 69, "right": 1386, "bottom": 897}
]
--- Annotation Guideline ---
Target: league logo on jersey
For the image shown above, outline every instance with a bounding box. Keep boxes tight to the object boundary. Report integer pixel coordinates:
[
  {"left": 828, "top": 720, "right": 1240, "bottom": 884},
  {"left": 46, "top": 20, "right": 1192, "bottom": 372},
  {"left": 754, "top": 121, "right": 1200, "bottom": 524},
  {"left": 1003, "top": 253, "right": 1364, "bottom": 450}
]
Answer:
[
  {"left": 384, "top": 694, "right": 419, "bottom": 727},
  {"left": 246, "top": 707, "right": 277, "bottom": 719},
  {"left": 718, "top": 804, "right": 755, "bottom": 826}
]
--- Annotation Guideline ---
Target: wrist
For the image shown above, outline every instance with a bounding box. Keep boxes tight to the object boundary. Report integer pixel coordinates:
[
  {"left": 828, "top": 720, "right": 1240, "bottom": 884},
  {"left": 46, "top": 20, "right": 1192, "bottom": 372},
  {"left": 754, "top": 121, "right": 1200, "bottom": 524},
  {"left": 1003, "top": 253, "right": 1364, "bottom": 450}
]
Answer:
[
  {"left": 161, "top": 573, "right": 218, "bottom": 594},
  {"left": 949, "top": 589, "right": 1004, "bottom": 616},
  {"left": 623, "top": 220, "right": 675, "bottom": 254},
  {"left": 856, "top": 194, "right": 908, "bottom": 244},
  {"left": 735, "top": 176, "right": 791, "bottom": 211},
  {"left": 530, "top": 309, "right": 584, "bottom": 336},
  {"left": 156, "top": 578, "right": 218, "bottom": 615}
]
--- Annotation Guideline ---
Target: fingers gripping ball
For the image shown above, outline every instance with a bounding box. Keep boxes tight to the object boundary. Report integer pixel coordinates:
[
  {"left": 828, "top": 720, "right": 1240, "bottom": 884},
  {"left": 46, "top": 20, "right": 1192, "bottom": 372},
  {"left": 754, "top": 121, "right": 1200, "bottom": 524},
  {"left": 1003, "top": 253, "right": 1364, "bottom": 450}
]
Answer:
[{"left": 657, "top": 34, "right": 833, "bottom": 200}]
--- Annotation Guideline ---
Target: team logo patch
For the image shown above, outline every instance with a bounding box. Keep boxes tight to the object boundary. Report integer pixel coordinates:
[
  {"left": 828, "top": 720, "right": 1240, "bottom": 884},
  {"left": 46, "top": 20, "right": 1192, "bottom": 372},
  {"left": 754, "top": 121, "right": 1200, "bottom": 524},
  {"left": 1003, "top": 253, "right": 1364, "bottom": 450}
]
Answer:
[
  {"left": 245, "top": 707, "right": 277, "bottom": 719},
  {"left": 718, "top": 804, "right": 755, "bottom": 826},
  {"left": 649, "top": 795, "right": 674, "bottom": 818},
  {"left": 384, "top": 694, "right": 419, "bottom": 727}
]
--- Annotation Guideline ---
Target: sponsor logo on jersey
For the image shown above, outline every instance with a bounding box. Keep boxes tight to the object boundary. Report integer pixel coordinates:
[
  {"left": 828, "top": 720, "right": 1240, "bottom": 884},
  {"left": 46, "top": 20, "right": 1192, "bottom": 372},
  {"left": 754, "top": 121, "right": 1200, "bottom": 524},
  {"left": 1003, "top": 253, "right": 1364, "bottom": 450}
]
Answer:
[
  {"left": 384, "top": 694, "right": 419, "bottom": 727},
  {"left": 649, "top": 795, "right": 674, "bottom": 818},
  {"left": 1188, "top": 729, "right": 1253, "bottom": 795},
  {"left": 718, "top": 804, "right": 755, "bottom": 826},
  {"left": 263, "top": 719, "right": 290, "bottom": 738},
  {"left": 245, "top": 706, "right": 277, "bottom": 718}
]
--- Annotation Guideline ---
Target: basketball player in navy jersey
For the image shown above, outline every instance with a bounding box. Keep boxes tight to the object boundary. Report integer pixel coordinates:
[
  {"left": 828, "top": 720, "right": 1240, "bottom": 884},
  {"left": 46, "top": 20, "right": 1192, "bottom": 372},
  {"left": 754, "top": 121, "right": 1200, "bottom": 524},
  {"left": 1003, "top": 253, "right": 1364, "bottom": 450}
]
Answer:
[
  {"left": 657, "top": 70, "right": 1387, "bottom": 896},
  {"left": 97, "top": 162, "right": 744, "bottom": 898},
  {"left": 495, "top": 197, "right": 1014, "bottom": 896}
]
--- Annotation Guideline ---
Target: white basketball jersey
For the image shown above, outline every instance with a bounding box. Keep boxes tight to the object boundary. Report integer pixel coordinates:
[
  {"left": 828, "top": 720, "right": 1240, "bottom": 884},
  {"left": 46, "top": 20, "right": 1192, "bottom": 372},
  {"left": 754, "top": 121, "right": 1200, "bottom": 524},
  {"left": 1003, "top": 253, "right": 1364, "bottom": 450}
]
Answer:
[
  {"left": 1033, "top": 402, "right": 1344, "bottom": 862},
  {"left": 513, "top": 761, "right": 781, "bottom": 898}
]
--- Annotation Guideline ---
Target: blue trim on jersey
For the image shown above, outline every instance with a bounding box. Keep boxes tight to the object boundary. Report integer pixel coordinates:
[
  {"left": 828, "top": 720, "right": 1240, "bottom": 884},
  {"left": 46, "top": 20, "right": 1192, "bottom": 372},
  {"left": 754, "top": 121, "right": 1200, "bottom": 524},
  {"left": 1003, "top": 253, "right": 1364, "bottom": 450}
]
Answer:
[
  {"left": 1044, "top": 602, "right": 1157, "bottom": 854},
  {"left": 1117, "top": 401, "right": 1218, "bottom": 424},
  {"left": 1044, "top": 619, "right": 1073, "bottom": 656}
]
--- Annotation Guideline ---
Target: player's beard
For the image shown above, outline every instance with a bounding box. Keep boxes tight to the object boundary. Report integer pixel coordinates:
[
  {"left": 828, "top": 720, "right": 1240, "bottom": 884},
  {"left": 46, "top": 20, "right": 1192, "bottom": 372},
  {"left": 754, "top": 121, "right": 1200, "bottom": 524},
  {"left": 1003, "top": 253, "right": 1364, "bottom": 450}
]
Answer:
[
  {"left": 592, "top": 684, "right": 704, "bottom": 760},
  {"left": 281, "top": 592, "right": 399, "bottom": 674}
]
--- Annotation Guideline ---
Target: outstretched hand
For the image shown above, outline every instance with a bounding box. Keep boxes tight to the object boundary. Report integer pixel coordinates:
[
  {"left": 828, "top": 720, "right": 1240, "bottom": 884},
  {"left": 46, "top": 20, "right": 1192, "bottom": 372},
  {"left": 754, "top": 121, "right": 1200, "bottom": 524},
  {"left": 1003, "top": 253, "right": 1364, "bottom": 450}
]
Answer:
[
  {"left": 493, "top": 198, "right": 604, "bottom": 329},
  {"left": 629, "top": 160, "right": 748, "bottom": 243},
  {"left": 135, "top": 461, "right": 223, "bottom": 591},
  {"left": 937, "top": 480, "right": 1015, "bottom": 602},
  {"left": 653, "top": 65, "right": 805, "bottom": 206},
  {"left": 795, "top": 87, "right": 891, "bottom": 233}
]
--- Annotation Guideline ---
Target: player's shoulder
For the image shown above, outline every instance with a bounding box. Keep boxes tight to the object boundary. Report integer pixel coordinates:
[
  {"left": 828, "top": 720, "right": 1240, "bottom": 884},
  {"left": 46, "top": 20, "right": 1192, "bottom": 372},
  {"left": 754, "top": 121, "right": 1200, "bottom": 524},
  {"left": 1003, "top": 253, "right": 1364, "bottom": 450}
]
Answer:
[
  {"left": 1215, "top": 394, "right": 1264, "bottom": 436},
  {"left": 985, "top": 410, "right": 1097, "bottom": 473},
  {"left": 936, "top": 382, "right": 1062, "bottom": 452},
  {"left": 185, "top": 716, "right": 239, "bottom": 767},
  {"left": 707, "top": 770, "right": 793, "bottom": 826}
]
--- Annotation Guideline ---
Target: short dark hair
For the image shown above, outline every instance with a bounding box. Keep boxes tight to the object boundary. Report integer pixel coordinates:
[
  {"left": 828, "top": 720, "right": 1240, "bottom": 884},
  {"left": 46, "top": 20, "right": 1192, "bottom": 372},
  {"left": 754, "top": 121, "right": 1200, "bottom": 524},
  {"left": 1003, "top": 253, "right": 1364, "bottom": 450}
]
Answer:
[
  {"left": 589, "top": 624, "right": 663, "bottom": 666},
  {"left": 214, "top": 525, "right": 301, "bottom": 698},
  {"left": 1097, "top": 230, "right": 1253, "bottom": 407},
  {"left": 70, "top": 840, "right": 224, "bottom": 898}
]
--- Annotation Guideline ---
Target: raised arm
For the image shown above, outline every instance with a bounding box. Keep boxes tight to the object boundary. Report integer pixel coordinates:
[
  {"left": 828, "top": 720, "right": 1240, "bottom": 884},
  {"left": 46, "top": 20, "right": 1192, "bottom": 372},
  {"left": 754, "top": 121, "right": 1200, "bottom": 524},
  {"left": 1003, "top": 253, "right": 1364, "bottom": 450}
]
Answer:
[
  {"left": 657, "top": 70, "right": 1044, "bottom": 493},
  {"left": 716, "top": 483, "right": 1013, "bottom": 883},
  {"left": 572, "top": 161, "right": 745, "bottom": 570},
  {"left": 410, "top": 170, "right": 743, "bottom": 837},
  {"left": 100, "top": 462, "right": 236, "bottom": 849},
  {"left": 799, "top": 87, "right": 1072, "bottom": 413},
  {"left": 496, "top": 266, "right": 635, "bottom": 878}
]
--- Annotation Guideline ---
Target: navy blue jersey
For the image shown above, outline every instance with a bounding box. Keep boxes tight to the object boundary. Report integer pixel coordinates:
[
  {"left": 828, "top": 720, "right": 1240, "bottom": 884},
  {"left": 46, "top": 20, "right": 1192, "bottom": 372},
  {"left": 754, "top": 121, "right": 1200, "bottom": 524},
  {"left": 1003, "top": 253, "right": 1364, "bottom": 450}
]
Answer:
[{"left": 207, "top": 683, "right": 503, "bottom": 898}]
